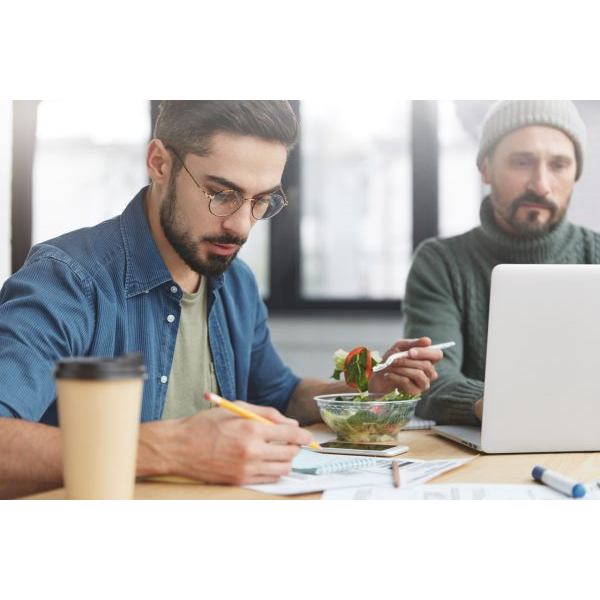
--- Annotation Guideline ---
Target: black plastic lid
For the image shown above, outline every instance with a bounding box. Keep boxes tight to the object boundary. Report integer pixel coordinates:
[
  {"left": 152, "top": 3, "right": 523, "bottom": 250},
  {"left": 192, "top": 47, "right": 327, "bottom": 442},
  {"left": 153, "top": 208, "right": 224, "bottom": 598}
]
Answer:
[{"left": 54, "top": 354, "right": 148, "bottom": 380}]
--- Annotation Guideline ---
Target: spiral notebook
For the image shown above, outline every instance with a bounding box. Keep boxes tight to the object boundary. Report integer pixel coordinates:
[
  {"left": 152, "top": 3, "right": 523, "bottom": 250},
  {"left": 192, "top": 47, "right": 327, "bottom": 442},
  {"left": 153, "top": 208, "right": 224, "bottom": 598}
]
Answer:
[
  {"left": 292, "top": 449, "right": 382, "bottom": 475},
  {"left": 404, "top": 416, "right": 436, "bottom": 430}
]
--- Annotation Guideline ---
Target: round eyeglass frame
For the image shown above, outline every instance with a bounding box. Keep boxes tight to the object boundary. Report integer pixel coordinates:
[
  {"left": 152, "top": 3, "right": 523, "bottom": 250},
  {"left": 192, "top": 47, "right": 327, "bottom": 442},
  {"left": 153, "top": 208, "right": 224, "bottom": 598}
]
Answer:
[{"left": 166, "top": 145, "right": 288, "bottom": 220}]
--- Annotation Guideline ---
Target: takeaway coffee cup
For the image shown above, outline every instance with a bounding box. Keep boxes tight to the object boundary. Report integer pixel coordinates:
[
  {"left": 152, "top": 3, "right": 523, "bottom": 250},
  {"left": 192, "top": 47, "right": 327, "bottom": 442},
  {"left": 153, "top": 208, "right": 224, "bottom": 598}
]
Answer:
[{"left": 55, "top": 354, "right": 147, "bottom": 499}]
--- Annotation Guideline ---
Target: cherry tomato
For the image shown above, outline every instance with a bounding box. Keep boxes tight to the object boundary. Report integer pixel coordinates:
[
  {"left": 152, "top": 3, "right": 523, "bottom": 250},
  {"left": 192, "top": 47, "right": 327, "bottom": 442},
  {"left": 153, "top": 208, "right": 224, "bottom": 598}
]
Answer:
[{"left": 343, "top": 346, "right": 372, "bottom": 389}]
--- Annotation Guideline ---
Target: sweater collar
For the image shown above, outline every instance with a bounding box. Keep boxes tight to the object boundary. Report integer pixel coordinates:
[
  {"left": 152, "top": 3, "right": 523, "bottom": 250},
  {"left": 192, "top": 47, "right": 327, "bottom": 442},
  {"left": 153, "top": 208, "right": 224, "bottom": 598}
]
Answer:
[{"left": 477, "top": 195, "right": 577, "bottom": 263}]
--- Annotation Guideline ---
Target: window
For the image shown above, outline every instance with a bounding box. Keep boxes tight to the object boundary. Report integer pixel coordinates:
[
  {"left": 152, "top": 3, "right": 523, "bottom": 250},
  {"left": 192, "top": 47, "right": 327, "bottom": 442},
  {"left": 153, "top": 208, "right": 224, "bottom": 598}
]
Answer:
[
  {"left": 300, "top": 100, "right": 413, "bottom": 299},
  {"left": 267, "top": 100, "right": 437, "bottom": 311},
  {"left": 33, "top": 101, "right": 150, "bottom": 244},
  {"left": 0, "top": 101, "right": 11, "bottom": 282},
  {"left": 11, "top": 100, "right": 439, "bottom": 309},
  {"left": 29, "top": 100, "right": 600, "bottom": 312},
  {"left": 27, "top": 100, "right": 271, "bottom": 295},
  {"left": 236, "top": 210, "right": 270, "bottom": 297},
  {"left": 438, "top": 100, "right": 487, "bottom": 238},
  {"left": 568, "top": 101, "right": 600, "bottom": 232},
  {"left": 437, "top": 100, "right": 600, "bottom": 239}
]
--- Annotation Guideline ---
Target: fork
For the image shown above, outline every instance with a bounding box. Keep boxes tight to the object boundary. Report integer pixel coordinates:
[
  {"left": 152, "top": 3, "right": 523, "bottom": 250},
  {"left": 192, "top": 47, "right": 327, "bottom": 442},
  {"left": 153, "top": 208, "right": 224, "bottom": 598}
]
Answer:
[{"left": 372, "top": 341, "right": 456, "bottom": 372}]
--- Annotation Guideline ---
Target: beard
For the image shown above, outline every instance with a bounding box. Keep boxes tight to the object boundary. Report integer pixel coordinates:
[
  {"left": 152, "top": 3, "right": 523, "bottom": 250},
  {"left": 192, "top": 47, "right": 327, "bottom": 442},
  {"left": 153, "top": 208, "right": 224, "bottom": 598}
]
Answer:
[
  {"left": 159, "top": 178, "right": 246, "bottom": 278},
  {"left": 493, "top": 191, "right": 569, "bottom": 239}
]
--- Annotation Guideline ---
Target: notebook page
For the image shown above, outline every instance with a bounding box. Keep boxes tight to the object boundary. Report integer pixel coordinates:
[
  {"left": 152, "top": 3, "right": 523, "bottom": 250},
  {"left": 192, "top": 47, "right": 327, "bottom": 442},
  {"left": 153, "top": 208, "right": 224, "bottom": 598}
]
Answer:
[
  {"left": 403, "top": 416, "right": 436, "bottom": 430},
  {"left": 292, "top": 448, "right": 382, "bottom": 475}
]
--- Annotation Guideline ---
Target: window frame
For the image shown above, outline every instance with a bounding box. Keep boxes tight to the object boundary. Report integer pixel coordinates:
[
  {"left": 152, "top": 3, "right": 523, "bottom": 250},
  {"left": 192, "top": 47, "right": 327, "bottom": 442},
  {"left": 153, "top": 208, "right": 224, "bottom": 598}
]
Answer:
[
  {"left": 11, "top": 100, "right": 38, "bottom": 274},
  {"left": 11, "top": 100, "right": 440, "bottom": 315},
  {"left": 267, "top": 100, "right": 439, "bottom": 313}
]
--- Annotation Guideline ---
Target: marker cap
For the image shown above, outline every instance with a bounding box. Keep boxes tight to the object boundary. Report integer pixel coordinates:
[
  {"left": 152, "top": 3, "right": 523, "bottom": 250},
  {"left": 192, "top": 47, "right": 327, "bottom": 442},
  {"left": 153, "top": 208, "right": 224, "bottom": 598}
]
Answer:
[{"left": 532, "top": 466, "right": 545, "bottom": 481}]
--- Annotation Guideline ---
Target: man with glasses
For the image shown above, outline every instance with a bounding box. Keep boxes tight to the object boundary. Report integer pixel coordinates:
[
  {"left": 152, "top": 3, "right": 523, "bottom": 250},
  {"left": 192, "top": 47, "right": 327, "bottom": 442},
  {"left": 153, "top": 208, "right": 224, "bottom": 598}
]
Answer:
[{"left": 0, "top": 101, "right": 443, "bottom": 498}]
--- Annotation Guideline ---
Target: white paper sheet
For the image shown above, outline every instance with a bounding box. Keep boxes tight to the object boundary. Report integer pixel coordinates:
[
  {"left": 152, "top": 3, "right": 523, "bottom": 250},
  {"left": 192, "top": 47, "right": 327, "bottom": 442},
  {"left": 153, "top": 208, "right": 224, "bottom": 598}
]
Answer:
[
  {"left": 291, "top": 448, "right": 384, "bottom": 474},
  {"left": 244, "top": 456, "right": 474, "bottom": 496},
  {"left": 322, "top": 482, "right": 600, "bottom": 500},
  {"left": 244, "top": 464, "right": 392, "bottom": 496},
  {"left": 397, "top": 457, "right": 475, "bottom": 488}
]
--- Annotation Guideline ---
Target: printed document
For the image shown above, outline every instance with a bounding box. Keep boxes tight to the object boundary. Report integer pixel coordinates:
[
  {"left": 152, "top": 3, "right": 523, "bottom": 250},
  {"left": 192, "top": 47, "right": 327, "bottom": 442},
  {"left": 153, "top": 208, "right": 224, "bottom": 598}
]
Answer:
[
  {"left": 244, "top": 455, "right": 474, "bottom": 496},
  {"left": 322, "top": 482, "right": 600, "bottom": 500}
]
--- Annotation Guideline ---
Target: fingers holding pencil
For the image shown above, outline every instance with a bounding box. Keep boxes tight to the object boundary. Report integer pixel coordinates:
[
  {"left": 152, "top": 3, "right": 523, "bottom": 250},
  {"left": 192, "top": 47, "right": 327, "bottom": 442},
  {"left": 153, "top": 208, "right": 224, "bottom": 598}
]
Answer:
[{"left": 204, "top": 392, "right": 321, "bottom": 450}]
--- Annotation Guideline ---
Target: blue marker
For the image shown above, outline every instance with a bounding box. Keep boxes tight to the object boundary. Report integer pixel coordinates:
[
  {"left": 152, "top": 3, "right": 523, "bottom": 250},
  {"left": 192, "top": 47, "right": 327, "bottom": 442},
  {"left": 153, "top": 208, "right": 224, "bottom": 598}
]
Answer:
[{"left": 532, "top": 466, "right": 586, "bottom": 499}]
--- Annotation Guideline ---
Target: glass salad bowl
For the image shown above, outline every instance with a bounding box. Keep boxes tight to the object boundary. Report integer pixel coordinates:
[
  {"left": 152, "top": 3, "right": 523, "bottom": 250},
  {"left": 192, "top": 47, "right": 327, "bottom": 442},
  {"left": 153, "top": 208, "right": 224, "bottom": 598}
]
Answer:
[{"left": 314, "top": 392, "right": 420, "bottom": 444}]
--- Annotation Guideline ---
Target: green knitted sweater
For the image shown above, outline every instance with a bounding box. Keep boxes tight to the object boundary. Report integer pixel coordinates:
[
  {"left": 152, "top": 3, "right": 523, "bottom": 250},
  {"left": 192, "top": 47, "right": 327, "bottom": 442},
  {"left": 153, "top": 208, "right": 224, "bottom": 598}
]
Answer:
[{"left": 403, "top": 196, "right": 600, "bottom": 425}]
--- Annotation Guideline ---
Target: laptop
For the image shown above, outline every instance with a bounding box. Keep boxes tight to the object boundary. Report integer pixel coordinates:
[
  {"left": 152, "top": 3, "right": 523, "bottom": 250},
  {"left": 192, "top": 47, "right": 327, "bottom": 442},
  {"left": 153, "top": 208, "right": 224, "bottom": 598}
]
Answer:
[{"left": 434, "top": 264, "right": 600, "bottom": 453}]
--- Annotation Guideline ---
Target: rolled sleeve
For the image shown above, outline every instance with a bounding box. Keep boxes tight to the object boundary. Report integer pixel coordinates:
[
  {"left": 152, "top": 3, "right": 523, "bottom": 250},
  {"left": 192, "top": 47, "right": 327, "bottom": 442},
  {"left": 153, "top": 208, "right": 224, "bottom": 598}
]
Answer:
[
  {"left": 0, "top": 251, "right": 94, "bottom": 421},
  {"left": 0, "top": 400, "right": 20, "bottom": 418}
]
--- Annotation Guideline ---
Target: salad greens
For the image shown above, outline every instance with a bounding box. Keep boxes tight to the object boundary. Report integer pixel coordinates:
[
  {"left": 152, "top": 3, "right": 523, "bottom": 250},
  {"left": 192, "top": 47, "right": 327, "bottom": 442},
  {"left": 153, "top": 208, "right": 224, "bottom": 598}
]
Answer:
[
  {"left": 331, "top": 389, "right": 417, "bottom": 403},
  {"left": 323, "top": 345, "right": 421, "bottom": 441},
  {"left": 320, "top": 397, "right": 419, "bottom": 443},
  {"left": 324, "top": 346, "right": 419, "bottom": 444},
  {"left": 331, "top": 347, "right": 382, "bottom": 397},
  {"left": 331, "top": 346, "right": 418, "bottom": 400}
]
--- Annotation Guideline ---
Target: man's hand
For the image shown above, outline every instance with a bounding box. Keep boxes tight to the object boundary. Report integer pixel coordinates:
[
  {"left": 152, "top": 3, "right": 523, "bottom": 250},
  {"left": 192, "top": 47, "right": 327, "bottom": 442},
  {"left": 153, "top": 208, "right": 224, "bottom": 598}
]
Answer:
[
  {"left": 139, "top": 402, "right": 313, "bottom": 486},
  {"left": 474, "top": 397, "right": 484, "bottom": 421},
  {"left": 368, "top": 337, "right": 442, "bottom": 396}
]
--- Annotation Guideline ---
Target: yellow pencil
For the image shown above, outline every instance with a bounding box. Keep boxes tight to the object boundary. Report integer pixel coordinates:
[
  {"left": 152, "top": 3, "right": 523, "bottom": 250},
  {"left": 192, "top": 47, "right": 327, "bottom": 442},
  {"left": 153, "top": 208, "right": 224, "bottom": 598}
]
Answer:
[{"left": 204, "top": 392, "right": 321, "bottom": 450}]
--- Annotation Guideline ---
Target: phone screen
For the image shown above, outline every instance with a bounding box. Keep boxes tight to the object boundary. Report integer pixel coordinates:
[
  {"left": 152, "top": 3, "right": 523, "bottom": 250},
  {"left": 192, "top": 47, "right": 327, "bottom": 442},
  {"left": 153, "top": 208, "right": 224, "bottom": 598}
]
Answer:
[{"left": 320, "top": 441, "right": 399, "bottom": 451}]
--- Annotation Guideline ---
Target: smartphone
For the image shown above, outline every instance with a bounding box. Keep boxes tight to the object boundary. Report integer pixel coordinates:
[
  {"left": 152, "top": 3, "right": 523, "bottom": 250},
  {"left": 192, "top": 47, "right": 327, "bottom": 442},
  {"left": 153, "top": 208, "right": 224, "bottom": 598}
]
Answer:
[{"left": 316, "top": 441, "right": 409, "bottom": 457}]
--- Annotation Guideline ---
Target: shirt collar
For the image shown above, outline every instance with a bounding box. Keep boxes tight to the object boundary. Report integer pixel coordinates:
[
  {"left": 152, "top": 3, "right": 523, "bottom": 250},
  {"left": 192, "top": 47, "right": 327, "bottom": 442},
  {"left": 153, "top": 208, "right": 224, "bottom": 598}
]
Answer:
[
  {"left": 120, "top": 186, "right": 226, "bottom": 298},
  {"left": 120, "top": 186, "right": 174, "bottom": 298}
]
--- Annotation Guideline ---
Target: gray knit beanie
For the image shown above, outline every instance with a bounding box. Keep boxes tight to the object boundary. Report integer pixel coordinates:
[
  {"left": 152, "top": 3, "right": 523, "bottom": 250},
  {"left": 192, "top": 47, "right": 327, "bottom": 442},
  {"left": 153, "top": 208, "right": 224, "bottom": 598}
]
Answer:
[{"left": 476, "top": 100, "right": 586, "bottom": 180}]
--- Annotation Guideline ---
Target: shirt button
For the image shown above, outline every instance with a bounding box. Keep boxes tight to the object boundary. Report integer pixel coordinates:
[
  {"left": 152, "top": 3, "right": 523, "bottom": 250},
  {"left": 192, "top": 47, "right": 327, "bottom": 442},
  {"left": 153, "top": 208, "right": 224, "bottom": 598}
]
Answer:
[
  {"left": 170, "top": 286, "right": 178, "bottom": 293},
  {"left": 160, "top": 375, "right": 168, "bottom": 384},
  {"left": 166, "top": 314, "right": 175, "bottom": 323}
]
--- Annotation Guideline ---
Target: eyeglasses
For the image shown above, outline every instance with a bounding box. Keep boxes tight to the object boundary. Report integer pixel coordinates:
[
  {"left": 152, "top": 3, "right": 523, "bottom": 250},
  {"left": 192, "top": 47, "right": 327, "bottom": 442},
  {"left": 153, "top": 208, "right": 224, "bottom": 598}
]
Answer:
[{"left": 166, "top": 146, "right": 288, "bottom": 220}]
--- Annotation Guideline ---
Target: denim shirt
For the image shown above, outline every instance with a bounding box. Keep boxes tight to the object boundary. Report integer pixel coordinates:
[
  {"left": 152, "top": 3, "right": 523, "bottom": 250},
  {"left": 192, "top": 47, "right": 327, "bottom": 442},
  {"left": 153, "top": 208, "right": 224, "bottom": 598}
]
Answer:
[{"left": 0, "top": 187, "right": 300, "bottom": 424}]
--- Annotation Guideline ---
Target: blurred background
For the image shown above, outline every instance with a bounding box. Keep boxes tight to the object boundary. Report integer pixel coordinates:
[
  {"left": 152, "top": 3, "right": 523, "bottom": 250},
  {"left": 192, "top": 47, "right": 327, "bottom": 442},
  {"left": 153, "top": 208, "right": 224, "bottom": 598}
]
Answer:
[{"left": 3, "top": 100, "right": 600, "bottom": 378}]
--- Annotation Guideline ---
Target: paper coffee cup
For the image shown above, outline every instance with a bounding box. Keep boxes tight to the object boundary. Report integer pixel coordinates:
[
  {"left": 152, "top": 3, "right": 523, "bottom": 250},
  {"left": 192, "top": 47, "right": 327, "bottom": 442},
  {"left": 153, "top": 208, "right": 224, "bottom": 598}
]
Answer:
[{"left": 55, "top": 354, "right": 147, "bottom": 500}]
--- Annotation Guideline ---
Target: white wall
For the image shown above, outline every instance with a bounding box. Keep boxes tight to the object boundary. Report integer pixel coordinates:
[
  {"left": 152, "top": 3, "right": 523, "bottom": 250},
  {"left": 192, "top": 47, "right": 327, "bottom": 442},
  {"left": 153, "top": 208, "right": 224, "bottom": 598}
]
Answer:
[{"left": 0, "top": 101, "right": 11, "bottom": 283}]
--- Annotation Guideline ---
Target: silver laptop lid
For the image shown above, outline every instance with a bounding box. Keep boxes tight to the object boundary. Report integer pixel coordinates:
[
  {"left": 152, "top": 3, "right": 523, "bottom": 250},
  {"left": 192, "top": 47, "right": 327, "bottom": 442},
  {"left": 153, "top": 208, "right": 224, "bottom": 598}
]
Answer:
[{"left": 481, "top": 264, "right": 600, "bottom": 453}]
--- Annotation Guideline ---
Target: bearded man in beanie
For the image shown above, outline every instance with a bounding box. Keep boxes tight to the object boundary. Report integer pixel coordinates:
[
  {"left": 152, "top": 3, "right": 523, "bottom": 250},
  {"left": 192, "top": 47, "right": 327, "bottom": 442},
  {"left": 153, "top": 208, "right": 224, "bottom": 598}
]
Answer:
[{"left": 403, "top": 100, "right": 600, "bottom": 425}]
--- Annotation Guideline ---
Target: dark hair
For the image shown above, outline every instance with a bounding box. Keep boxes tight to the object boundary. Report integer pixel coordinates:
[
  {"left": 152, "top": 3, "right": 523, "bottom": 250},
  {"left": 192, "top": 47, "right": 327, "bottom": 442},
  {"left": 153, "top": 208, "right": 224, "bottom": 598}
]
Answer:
[{"left": 154, "top": 101, "right": 299, "bottom": 162}]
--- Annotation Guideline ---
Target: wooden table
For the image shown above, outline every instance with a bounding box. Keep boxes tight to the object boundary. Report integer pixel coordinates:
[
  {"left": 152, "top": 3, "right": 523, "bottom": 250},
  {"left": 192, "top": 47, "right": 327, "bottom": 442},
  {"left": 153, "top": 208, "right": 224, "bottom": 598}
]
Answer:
[{"left": 23, "top": 424, "right": 600, "bottom": 499}]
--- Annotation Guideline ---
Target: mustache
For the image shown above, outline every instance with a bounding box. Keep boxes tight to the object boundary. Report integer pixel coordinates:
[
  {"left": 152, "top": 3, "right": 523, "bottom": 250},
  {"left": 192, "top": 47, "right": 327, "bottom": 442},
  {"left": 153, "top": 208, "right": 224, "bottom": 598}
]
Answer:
[
  {"left": 510, "top": 193, "right": 557, "bottom": 217},
  {"left": 203, "top": 234, "right": 247, "bottom": 247}
]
